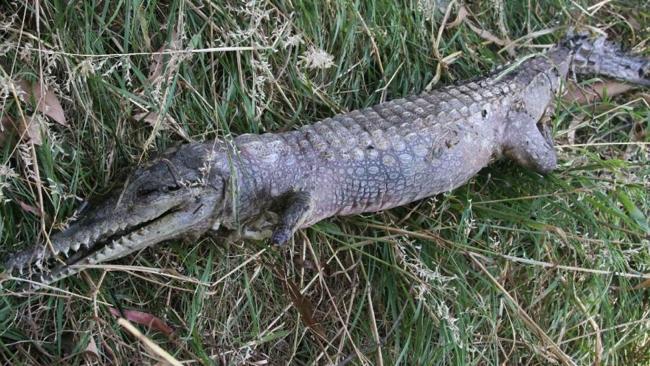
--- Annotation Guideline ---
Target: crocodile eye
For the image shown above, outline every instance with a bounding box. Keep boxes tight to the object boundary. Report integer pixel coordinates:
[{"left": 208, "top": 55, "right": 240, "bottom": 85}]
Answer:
[
  {"left": 137, "top": 184, "right": 180, "bottom": 197},
  {"left": 137, "top": 187, "right": 157, "bottom": 196},
  {"left": 162, "top": 185, "right": 181, "bottom": 193}
]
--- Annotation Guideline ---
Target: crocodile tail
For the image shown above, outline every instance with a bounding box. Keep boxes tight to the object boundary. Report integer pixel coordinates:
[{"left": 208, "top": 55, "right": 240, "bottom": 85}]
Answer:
[{"left": 565, "top": 33, "right": 650, "bottom": 86}]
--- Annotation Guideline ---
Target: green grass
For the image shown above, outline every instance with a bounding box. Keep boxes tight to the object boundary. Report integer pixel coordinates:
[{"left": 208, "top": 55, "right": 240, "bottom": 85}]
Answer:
[{"left": 1, "top": 0, "right": 649, "bottom": 364}]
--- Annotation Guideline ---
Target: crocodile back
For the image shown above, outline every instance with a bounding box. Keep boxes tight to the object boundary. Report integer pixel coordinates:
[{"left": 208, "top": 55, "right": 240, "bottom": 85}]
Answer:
[
  {"left": 270, "top": 79, "right": 520, "bottom": 223},
  {"left": 234, "top": 52, "right": 570, "bottom": 224}
]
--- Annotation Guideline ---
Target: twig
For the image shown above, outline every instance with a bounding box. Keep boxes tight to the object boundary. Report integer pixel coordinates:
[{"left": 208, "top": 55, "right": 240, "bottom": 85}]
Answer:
[
  {"left": 366, "top": 285, "right": 383, "bottom": 366},
  {"left": 17, "top": 46, "right": 267, "bottom": 58},
  {"left": 557, "top": 142, "right": 648, "bottom": 148},
  {"left": 497, "top": 254, "right": 650, "bottom": 280},
  {"left": 117, "top": 318, "right": 182, "bottom": 366},
  {"left": 572, "top": 289, "right": 603, "bottom": 366}
]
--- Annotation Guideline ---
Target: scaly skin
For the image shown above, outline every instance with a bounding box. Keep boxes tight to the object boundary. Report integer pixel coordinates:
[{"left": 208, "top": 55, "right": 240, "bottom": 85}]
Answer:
[{"left": 3, "top": 33, "right": 649, "bottom": 287}]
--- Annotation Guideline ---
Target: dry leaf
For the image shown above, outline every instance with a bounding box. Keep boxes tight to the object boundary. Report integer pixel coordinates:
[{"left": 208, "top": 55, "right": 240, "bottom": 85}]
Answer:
[
  {"left": 84, "top": 335, "right": 100, "bottom": 360},
  {"left": 0, "top": 115, "right": 43, "bottom": 145},
  {"left": 630, "top": 122, "right": 645, "bottom": 141},
  {"left": 109, "top": 307, "right": 174, "bottom": 337},
  {"left": 16, "top": 79, "right": 67, "bottom": 126},
  {"left": 465, "top": 20, "right": 508, "bottom": 46},
  {"left": 132, "top": 111, "right": 162, "bottom": 128},
  {"left": 563, "top": 80, "right": 635, "bottom": 104},
  {"left": 16, "top": 198, "right": 41, "bottom": 216},
  {"left": 293, "top": 257, "right": 318, "bottom": 272},
  {"left": 24, "top": 115, "right": 43, "bottom": 145},
  {"left": 284, "top": 276, "right": 326, "bottom": 340},
  {"left": 446, "top": 5, "right": 469, "bottom": 28},
  {"left": 148, "top": 46, "right": 165, "bottom": 82},
  {"left": 545, "top": 225, "right": 569, "bottom": 246},
  {"left": 633, "top": 278, "right": 650, "bottom": 290},
  {"left": 132, "top": 111, "right": 191, "bottom": 142},
  {"left": 148, "top": 30, "right": 181, "bottom": 82}
]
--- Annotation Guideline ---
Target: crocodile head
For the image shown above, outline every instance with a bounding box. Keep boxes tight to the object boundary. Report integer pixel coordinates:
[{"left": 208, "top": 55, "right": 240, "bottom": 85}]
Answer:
[{"left": 3, "top": 143, "right": 228, "bottom": 287}]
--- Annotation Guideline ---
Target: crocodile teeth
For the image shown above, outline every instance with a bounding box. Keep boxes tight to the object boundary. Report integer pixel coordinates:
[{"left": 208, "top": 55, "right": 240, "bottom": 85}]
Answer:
[
  {"left": 103, "top": 245, "right": 115, "bottom": 257},
  {"left": 80, "top": 237, "right": 91, "bottom": 248}
]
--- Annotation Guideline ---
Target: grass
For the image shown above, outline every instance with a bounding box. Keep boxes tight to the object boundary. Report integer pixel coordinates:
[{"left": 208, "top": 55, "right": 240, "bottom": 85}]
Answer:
[{"left": 0, "top": 0, "right": 649, "bottom": 364}]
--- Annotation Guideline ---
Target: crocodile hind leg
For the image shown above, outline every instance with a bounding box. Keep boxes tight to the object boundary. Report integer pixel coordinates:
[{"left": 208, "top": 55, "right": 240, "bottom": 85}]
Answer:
[
  {"left": 503, "top": 111, "right": 558, "bottom": 174},
  {"left": 271, "top": 191, "right": 313, "bottom": 245}
]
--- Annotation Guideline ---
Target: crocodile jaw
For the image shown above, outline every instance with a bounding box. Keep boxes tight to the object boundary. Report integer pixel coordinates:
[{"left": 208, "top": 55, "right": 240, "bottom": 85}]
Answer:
[{"left": 3, "top": 187, "right": 219, "bottom": 287}]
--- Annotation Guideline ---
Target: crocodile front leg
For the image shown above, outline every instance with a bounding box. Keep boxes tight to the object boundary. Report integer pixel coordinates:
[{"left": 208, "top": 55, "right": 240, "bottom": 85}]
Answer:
[
  {"left": 271, "top": 191, "right": 313, "bottom": 245},
  {"left": 206, "top": 191, "right": 313, "bottom": 245},
  {"left": 503, "top": 110, "right": 557, "bottom": 174}
]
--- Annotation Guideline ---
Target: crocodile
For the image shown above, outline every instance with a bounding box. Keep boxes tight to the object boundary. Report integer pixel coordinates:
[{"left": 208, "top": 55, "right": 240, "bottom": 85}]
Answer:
[{"left": 3, "top": 33, "right": 649, "bottom": 287}]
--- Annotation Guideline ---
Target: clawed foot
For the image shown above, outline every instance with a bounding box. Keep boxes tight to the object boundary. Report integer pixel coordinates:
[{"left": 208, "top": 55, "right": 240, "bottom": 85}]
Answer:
[{"left": 271, "top": 225, "right": 292, "bottom": 246}]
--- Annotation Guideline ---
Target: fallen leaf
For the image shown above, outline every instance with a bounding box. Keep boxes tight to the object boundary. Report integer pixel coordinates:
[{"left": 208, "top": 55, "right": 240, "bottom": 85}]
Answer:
[
  {"left": 293, "top": 257, "right": 317, "bottom": 272},
  {"left": 563, "top": 80, "right": 635, "bottom": 104},
  {"left": 446, "top": 5, "right": 468, "bottom": 28},
  {"left": 465, "top": 19, "right": 508, "bottom": 46},
  {"left": 630, "top": 121, "right": 645, "bottom": 142},
  {"left": 24, "top": 115, "right": 43, "bottom": 145},
  {"left": 148, "top": 47, "right": 165, "bottom": 82},
  {"left": 16, "top": 79, "right": 67, "bottom": 126},
  {"left": 132, "top": 111, "right": 161, "bottom": 128},
  {"left": 633, "top": 278, "right": 650, "bottom": 290},
  {"left": 132, "top": 111, "right": 191, "bottom": 142},
  {"left": 109, "top": 307, "right": 174, "bottom": 337},
  {"left": 16, "top": 198, "right": 41, "bottom": 217},
  {"left": 0, "top": 115, "right": 44, "bottom": 145},
  {"left": 283, "top": 276, "right": 326, "bottom": 340},
  {"left": 544, "top": 225, "right": 569, "bottom": 246},
  {"left": 84, "top": 335, "right": 100, "bottom": 360},
  {"left": 148, "top": 30, "right": 181, "bottom": 82}
]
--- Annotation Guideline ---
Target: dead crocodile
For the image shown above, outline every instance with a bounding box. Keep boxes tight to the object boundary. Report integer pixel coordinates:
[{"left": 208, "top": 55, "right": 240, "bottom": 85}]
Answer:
[{"left": 3, "top": 33, "right": 649, "bottom": 287}]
